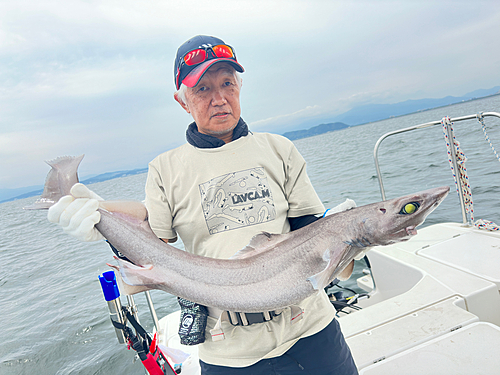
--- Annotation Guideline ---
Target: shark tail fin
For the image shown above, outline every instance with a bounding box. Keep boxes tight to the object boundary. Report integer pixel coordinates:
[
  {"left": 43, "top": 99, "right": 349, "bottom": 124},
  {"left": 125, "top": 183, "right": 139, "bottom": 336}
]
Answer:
[{"left": 24, "top": 155, "right": 84, "bottom": 210}]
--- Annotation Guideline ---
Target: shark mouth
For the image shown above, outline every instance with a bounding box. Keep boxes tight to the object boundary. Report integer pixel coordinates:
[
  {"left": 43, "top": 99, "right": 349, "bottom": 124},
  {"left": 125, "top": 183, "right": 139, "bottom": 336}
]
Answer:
[{"left": 406, "top": 226, "right": 417, "bottom": 236}]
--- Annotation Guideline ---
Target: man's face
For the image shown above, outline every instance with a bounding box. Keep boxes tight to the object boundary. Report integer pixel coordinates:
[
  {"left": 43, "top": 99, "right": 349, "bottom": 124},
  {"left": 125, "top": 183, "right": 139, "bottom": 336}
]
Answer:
[{"left": 177, "top": 63, "right": 241, "bottom": 142}]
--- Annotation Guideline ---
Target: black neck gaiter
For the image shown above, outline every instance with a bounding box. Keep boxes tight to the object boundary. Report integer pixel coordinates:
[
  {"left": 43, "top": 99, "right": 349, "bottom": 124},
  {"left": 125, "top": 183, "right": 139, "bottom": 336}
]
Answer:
[{"left": 185, "top": 118, "right": 249, "bottom": 149}]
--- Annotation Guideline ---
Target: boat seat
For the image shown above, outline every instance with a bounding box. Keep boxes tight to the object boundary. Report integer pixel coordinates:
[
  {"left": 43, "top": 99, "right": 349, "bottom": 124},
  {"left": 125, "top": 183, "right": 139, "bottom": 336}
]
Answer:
[
  {"left": 342, "top": 296, "right": 478, "bottom": 369},
  {"left": 373, "top": 224, "right": 500, "bottom": 326},
  {"left": 359, "top": 322, "right": 500, "bottom": 374},
  {"left": 417, "top": 228, "right": 500, "bottom": 290}
]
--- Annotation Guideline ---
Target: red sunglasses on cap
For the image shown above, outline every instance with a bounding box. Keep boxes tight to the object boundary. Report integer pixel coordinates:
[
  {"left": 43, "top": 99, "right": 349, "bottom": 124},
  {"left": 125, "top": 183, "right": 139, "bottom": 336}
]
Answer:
[{"left": 182, "top": 44, "right": 235, "bottom": 66}]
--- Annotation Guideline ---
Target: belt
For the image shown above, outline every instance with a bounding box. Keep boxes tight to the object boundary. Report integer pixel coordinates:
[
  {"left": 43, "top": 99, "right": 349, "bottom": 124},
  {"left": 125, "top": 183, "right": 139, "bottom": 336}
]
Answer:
[
  {"left": 209, "top": 306, "right": 302, "bottom": 341},
  {"left": 207, "top": 307, "right": 281, "bottom": 327}
]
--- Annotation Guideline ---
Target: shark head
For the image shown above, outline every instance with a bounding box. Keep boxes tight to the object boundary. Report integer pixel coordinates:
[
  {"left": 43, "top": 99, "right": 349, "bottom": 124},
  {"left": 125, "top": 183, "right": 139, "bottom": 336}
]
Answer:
[{"left": 360, "top": 186, "right": 450, "bottom": 246}]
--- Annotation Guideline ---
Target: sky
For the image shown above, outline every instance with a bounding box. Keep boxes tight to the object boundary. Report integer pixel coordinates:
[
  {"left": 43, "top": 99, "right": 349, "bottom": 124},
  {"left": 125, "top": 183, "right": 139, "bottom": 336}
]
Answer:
[{"left": 1, "top": 0, "right": 500, "bottom": 190}]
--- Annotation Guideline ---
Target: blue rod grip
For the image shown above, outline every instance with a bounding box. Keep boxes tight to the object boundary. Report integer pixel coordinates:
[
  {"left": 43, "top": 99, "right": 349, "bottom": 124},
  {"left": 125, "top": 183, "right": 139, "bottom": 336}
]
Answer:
[{"left": 99, "top": 271, "right": 121, "bottom": 301}]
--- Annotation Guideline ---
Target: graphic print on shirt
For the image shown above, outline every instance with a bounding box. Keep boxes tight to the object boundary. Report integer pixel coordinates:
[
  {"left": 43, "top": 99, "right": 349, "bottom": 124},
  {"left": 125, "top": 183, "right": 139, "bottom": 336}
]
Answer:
[{"left": 199, "top": 167, "right": 276, "bottom": 234}]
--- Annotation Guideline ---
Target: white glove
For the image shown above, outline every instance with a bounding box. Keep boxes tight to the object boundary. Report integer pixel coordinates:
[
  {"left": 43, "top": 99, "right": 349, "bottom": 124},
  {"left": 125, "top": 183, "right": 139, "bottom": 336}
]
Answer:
[
  {"left": 48, "top": 183, "right": 105, "bottom": 242},
  {"left": 324, "top": 198, "right": 357, "bottom": 217}
]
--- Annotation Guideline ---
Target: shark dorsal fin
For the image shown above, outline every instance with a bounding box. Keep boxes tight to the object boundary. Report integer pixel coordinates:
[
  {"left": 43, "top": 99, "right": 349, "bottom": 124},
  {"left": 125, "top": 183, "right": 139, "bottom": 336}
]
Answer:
[{"left": 230, "top": 231, "right": 287, "bottom": 259}]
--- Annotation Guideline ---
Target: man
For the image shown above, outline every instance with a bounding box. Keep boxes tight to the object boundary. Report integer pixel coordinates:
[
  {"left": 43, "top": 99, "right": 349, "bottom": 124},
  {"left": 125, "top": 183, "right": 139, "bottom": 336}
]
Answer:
[{"left": 49, "top": 35, "right": 358, "bottom": 374}]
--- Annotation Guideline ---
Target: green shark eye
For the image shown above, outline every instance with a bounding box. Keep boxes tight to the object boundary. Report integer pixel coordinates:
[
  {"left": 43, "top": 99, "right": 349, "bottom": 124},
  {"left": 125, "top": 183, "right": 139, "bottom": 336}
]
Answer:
[{"left": 400, "top": 202, "right": 420, "bottom": 215}]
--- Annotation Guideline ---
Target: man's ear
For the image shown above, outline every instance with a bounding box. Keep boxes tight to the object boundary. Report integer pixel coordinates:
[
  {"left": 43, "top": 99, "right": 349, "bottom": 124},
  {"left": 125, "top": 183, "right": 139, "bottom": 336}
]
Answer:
[{"left": 174, "top": 92, "right": 191, "bottom": 114}]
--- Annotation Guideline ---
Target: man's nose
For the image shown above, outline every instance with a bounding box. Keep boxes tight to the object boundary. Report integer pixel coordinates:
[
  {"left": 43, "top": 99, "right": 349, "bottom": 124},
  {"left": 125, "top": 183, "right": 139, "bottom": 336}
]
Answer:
[{"left": 211, "top": 89, "right": 227, "bottom": 105}]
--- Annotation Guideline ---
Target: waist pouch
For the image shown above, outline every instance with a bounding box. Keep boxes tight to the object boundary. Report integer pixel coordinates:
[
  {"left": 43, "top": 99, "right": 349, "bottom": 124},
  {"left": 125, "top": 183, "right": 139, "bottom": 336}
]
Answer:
[{"left": 177, "top": 297, "right": 208, "bottom": 346}]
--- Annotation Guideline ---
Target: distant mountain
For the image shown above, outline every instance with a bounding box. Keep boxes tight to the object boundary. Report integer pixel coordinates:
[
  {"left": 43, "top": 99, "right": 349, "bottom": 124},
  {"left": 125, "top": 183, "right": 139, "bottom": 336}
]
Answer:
[
  {"left": 81, "top": 167, "right": 148, "bottom": 185},
  {"left": 1, "top": 167, "right": 148, "bottom": 204},
  {"left": 332, "top": 86, "right": 500, "bottom": 126},
  {"left": 283, "top": 122, "right": 349, "bottom": 140},
  {"left": 283, "top": 86, "right": 500, "bottom": 140},
  {"left": 0, "top": 185, "right": 44, "bottom": 203}
]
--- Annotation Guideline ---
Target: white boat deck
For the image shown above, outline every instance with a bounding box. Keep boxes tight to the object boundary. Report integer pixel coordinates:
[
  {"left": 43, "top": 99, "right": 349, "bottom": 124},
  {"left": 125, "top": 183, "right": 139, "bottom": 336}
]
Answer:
[
  {"left": 343, "top": 223, "right": 500, "bottom": 372},
  {"left": 360, "top": 322, "right": 500, "bottom": 375},
  {"left": 156, "top": 223, "right": 500, "bottom": 373}
]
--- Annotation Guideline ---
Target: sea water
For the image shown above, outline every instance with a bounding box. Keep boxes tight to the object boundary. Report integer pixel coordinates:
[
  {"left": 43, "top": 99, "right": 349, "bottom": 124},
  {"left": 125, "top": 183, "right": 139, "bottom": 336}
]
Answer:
[{"left": 1, "top": 95, "right": 499, "bottom": 374}]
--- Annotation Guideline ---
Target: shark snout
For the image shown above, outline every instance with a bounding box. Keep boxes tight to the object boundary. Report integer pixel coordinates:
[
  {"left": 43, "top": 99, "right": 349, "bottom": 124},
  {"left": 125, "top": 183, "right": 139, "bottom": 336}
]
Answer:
[{"left": 435, "top": 186, "right": 450, "bottom": 202}]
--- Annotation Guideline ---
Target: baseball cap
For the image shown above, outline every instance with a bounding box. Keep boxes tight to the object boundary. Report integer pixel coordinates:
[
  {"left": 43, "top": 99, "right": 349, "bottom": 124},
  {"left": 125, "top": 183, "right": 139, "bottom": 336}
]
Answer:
[{"left": 174, "top": 35, "right": 244, "bottom": 90}]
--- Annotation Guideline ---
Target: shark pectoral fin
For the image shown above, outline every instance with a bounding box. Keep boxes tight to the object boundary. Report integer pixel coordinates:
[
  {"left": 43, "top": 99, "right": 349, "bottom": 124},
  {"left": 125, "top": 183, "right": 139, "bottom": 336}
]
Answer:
[
  {"left": 307, "top": 259, "right": 336, "bottom": 290},
  {"left": 354, "top": 247, "right": 373, "bottom": 260},
  {"left": 338, "top": 260, "right": 355, "bottom": 281},
  {"left": 99, "top": 200, "right": 148, "bottom": 224},
  {"left": 230, "top": 232, "right": 288, "bottom": 259}
]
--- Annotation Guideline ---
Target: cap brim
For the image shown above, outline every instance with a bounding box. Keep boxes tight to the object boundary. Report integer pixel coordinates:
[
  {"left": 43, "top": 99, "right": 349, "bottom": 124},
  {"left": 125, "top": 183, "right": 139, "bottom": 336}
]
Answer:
[{"left": 182, "top": 58, "right": 245, "bottom": 88}]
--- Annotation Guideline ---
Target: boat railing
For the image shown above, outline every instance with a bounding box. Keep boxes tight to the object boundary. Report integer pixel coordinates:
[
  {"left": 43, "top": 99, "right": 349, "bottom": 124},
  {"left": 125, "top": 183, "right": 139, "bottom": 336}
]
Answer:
[{"left": 373, "top": 111, "right": 500, "bottom": 224}]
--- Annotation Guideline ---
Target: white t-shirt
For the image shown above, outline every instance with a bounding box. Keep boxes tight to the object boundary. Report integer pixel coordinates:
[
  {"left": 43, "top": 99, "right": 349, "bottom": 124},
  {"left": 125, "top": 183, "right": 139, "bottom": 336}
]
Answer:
[{"left": 145, "top": 132, "right": 336, "bottom": 367}]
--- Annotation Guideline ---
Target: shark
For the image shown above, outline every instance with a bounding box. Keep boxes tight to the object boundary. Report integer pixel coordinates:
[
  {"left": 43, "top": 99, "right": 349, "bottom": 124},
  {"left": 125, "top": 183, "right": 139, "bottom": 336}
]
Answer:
[{"left": 26, "top": 155, "right": 449, "bottom": 313}]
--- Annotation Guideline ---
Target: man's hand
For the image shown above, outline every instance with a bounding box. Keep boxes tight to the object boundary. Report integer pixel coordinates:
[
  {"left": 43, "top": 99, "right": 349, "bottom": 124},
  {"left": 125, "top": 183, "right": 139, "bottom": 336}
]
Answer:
[{"left": 48, "top": 183, "right": 104, "bottom": 242}]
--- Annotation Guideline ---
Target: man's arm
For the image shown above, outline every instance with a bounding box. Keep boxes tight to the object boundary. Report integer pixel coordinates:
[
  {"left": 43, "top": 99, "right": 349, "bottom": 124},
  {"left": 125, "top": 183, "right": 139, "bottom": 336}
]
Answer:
[{"left": 288, "top": 214, "right": 319, "bottom": 231}]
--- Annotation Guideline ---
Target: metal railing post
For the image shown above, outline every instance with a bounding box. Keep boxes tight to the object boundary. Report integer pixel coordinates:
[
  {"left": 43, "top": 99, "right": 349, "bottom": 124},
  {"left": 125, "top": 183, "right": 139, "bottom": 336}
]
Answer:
[{"left": 144, "top": 291, "right": 161, "bottom": 333}]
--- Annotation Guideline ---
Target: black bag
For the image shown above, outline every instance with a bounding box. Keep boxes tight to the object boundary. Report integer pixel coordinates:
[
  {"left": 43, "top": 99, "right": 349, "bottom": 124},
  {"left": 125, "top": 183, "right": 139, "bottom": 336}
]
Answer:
[{"left": 177, "top": 297, "right": 208, "bottom": 345}]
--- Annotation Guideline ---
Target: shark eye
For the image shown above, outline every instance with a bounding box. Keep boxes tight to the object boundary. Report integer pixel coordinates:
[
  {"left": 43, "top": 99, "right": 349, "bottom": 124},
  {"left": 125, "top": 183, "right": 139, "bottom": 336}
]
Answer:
[{"left": 399, "top": 202, "right": 420, "bottom": 215}]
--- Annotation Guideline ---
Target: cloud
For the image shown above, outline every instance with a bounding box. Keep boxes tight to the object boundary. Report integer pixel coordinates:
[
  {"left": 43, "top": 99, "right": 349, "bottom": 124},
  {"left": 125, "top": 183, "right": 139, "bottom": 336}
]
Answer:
[{"left": 1, "top": 0, "right": 500, "bottom": 189}]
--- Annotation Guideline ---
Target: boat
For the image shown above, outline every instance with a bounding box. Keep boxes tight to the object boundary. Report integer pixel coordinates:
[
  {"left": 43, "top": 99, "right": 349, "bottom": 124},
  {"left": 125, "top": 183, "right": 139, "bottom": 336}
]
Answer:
[{"left": 100, "top": 112, "right": 500, "bottom": 374}]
